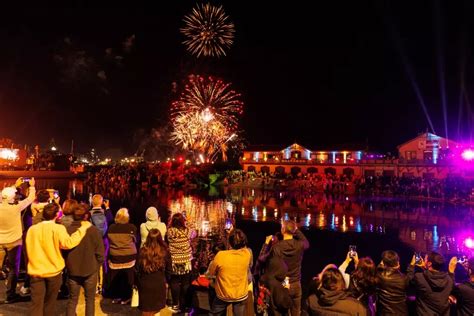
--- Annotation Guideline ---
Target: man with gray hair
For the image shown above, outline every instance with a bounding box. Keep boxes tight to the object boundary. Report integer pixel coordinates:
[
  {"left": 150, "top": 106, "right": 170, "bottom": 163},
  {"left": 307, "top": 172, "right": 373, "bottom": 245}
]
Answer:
[{"left": 0, "top": 177, "right": 36, "bottom": 303}]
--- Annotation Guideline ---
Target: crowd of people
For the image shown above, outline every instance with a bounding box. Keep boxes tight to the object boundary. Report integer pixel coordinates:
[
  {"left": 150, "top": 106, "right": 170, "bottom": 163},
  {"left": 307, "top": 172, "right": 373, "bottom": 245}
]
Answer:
[
  {"left": 1, "top": 177, "right": 474, "bottom": 315},
  {"left": 228, "top": 170, "right": 474, "bottom": 202}
]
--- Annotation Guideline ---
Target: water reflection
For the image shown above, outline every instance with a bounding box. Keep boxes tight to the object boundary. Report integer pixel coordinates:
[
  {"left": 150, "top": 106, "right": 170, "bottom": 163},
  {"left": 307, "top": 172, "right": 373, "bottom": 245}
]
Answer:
[{"left": 37, "top": 179, "right": 474, "bottom": 256}]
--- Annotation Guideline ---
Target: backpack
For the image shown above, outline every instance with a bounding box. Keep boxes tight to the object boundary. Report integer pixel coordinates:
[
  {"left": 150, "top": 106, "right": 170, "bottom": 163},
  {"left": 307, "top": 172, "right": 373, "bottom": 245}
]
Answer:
[{"left": 91, "top": 210, "right": 108, "bottom": 236}]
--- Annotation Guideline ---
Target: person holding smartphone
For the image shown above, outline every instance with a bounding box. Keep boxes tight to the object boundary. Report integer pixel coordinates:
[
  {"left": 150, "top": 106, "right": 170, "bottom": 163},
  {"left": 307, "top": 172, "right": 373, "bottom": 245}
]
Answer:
[{"left": 0, "top": 177, "right": 36, "bottom": 303}]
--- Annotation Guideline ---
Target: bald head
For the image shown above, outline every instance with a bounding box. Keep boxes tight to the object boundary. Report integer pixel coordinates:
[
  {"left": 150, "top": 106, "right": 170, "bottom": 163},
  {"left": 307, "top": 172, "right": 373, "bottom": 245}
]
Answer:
[{"left": 92, "top": 194, "right": 103, "bottom": 208}]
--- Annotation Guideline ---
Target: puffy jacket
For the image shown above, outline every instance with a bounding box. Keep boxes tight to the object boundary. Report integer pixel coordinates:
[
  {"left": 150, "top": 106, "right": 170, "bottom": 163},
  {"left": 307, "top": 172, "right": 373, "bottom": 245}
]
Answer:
[{"left": 407, "top": 265, "right": 454, "bottom": 316}]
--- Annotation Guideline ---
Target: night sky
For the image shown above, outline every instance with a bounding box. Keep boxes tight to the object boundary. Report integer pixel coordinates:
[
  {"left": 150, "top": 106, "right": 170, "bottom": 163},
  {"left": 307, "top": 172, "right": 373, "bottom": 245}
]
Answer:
[{"left": 1, "top": 1, "right": 474, "bottom": 157}]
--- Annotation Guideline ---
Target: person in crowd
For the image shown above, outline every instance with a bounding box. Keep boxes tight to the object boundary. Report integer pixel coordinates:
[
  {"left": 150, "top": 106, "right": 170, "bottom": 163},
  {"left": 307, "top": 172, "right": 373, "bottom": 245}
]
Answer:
[
  {"left": 376, "top": 250, "right": 408, "bottom": 315},
  {"left": 137, "top": 228, "right": 169, "bottom": 316},
  {"left": 65, "top": 203, "right": 104, "bottom": 316},
  {"left": 60, "top": 199, "right": 78, "bottom": 228},
  {"left": 90, "top": 194, "right": 111, "bottom": 294},
  {"left": 140, "top": 206, "right": 166, "bottom": 247},
  {"left": 407, "top": 251, "right": 454, "bottom": 316},
  {"left": 259, "top": 254, "right": 292, "bottom": 316},
  {"left": 450, "top": 256, "right": 474, "bottom": 316},
  {"left": 107, "top": 208, "right": 137, "bottom": 304},
  {"left": 207, "top": 229, "right": 252, "bottom": 316},
  {"left": 31, "top": 189, "right": 51, "bottom": 225},
  {"left": 339, "top": 252, "right": 377, "bottom": 315},
  {"left": 166, "top": 212, "right": 195, "bottom": 313},
  {"left": 0, "top": 177, "right": 36, "bottom": 303},
  {"left": 25, "top": 202, "right": 91, "bottom": 316},
  {"left": 305, "top": 266, "right": 367, "bottom": 315},
  {"left": 272, "top": 219, "right": 309, "bottom": 316}
]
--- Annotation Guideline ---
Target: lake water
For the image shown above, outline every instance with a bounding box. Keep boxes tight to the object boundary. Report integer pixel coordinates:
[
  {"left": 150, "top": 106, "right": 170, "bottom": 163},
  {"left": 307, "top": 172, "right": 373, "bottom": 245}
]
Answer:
[{"left": 29, "top": 178, "right": 474, "bottom": 285}]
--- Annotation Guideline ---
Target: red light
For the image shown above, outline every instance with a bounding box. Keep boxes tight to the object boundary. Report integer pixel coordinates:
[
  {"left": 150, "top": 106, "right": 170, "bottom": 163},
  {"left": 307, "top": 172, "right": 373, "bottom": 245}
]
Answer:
[{"left": 178, "top": 157, "right": 183, "bottom": 162}]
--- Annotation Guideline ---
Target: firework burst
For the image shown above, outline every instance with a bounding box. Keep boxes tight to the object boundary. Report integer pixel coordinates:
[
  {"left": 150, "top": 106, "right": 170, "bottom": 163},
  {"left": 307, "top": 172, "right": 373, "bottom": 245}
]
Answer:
[
  {"left": 181, "top": 3, "right": 235, "bottom": 57},
  {"left": 171, "top": 75, "right": 243, "bottom": 161}
]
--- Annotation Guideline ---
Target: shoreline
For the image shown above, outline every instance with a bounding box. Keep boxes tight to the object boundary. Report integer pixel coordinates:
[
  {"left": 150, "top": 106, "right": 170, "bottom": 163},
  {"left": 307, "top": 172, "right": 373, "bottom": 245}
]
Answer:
[{"left": 0, "top": 170, "right": 85, "bottom": 179}]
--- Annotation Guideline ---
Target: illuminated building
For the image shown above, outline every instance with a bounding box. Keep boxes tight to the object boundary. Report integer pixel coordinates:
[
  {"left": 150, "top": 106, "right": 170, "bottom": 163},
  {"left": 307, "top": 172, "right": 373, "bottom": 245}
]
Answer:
[{"left": 241, "top": 133, "right": 474, "bottom": 179}]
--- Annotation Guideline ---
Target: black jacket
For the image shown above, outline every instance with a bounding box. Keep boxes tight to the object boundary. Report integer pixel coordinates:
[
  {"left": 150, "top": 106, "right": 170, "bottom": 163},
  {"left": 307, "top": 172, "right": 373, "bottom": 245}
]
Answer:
[
  {"left": 376, "top": 266, "right": 409, "bottom": 315},
  {"left": 272, "top": 230, "right": 309, "bottom": 284},
  {"left": 306, "top": 288, "right": 367, "bottom": 316},
  {"left": 260, "top": 255, "right": 292, "bottom": 315},
  {"left": 452, "top": 280, "right": 474, "bottom": 316},
  {"left": 407, "top": 265, "right": 454, "bottom": 316},
  {"left": 65, "top": 221, "right": 105, "bottom": 277}
]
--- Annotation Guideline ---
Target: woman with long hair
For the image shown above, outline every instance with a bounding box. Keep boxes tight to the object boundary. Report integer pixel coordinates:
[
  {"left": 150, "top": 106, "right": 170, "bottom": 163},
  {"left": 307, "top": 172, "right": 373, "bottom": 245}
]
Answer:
[
  {"left": 166, "top": 212, "right": 194, "bottom": 313},
  {"left": 137, "top": 228, "right": 169, "bottom": 316},
  {"left": 339, "top": 252, "right": 377, "bottom": 315}
]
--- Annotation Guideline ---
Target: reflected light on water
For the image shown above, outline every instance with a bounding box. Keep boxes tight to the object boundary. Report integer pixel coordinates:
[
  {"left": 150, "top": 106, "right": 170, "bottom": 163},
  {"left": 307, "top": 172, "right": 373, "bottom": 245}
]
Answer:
[{"left": 168, "top": 196, "right": 228, "bottom": 237}]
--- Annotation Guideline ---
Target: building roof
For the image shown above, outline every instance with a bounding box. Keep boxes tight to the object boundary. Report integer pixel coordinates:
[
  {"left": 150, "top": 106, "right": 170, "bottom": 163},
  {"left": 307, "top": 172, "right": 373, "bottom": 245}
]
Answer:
[
  {"left": 244, "top": 142, "right": 366, "bottom": 153},
  {"left": 396, "top": 132, "right": 459, "bottom": 148}
]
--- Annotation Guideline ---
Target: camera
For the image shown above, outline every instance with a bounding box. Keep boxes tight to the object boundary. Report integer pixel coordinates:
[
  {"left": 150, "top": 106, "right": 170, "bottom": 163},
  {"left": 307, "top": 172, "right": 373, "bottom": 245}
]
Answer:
[{"left": 349, "top": 245, "right": 357, "bottom": 257}]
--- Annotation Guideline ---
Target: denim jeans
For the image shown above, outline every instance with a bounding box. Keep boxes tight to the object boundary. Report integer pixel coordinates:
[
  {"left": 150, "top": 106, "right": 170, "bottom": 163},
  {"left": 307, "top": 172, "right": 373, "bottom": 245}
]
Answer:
[
  {"left": 288, "top": 281, "right": 302, "bottom": 316},
  {"left": 210, "top": 296, "right": 247, "bottom": 316},
  {"left": 0, "top": 239, "right": 22, "bottom": 298},
  {"left": 67, "top": 273, "right": 98, "bottom": 316},
  {"left": 30, "top": 274, "right": 62, "bottom": 316}
]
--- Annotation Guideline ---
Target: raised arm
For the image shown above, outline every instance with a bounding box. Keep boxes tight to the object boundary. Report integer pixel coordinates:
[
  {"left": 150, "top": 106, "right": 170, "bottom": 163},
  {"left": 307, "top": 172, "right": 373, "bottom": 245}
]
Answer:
[
  {"left": 294, "top": 229, "right": 309, "bottom": 250},
  {"left": 17, "top": 178, "right": 36, "bottom": 211}
]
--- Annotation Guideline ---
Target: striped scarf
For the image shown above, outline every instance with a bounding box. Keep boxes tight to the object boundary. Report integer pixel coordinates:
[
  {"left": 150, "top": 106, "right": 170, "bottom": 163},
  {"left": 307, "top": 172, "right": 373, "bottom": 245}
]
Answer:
[{"left": 167, "top": 227, "right": 192, "bottom": 275}]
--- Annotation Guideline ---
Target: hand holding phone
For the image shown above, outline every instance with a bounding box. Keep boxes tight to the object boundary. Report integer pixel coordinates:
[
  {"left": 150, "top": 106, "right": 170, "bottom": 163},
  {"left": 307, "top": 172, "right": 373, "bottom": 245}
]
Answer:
[
  {"left": 53, "top": 190, "right": 59, "bottom": 199},
  {"left": 349, "top": 245, "right": 357, "bottom": 257}
]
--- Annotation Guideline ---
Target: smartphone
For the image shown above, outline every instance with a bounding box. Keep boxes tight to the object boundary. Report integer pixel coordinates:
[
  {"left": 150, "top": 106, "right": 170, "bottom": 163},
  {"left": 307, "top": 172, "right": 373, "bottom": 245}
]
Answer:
[
  {"left": 349, "top": 245, "right": 357, "bottom": 257},
  {"left": 415, "top": 252, "right": 422, "bottom": 265},
  {"left": 225, "top": 218, "right": 232, "bottom": 230},
  {"left": 22, "top": 177, "right": 30, "bottom": 183},
  {"left": 458, "top": 256, "right": 467, "bottom": 264},
  {"left": 53, "top": 190, "right": 59, "bottom": 199}
]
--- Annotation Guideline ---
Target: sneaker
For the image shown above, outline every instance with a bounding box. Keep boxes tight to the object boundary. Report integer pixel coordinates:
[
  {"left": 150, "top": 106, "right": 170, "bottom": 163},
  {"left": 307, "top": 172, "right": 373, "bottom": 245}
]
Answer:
[
  {"left": 120, "top": 298, "right": 131, "bottom": 305},
  {"left": 19, "top": 286, "right": 30, "bottom": 296},
  {"left": 111, "top": 298, "right": 122, "bottom": 304},
  {"left": 168, "top": 305, "right": 180, "bottom": 313}
]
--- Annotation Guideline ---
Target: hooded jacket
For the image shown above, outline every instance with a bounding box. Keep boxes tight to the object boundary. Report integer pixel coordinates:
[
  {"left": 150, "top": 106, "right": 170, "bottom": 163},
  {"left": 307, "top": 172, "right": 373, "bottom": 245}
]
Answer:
[
  {"left": 407, "top": 265, "right": 454, "bottom": 316},
  {"left": 260, "top": 255, "right": 292, "bottom": 314},
  {"left": 306, "top": 288, "right": 367, "bottom": 316},
  {"left": 140, "top": 207, "right": 166, "bottom": 247},
  {"left": 272, "top": 229, "right": 309, "bottom": 284},
  {"left": 452, "top": 280, "right": 474, "bottom": 316}
]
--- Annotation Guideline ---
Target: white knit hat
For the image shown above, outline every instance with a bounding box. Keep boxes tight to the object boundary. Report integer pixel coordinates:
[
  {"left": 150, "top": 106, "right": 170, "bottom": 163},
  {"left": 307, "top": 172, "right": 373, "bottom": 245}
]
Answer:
[{"left": 1, "top": 187, "right": 17, "bottom": 203}]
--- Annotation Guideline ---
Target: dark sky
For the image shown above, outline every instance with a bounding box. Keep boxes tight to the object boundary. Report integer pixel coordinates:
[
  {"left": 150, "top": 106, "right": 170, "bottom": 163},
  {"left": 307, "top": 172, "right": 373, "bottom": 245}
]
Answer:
[{"left": 1, "top": 1, "right": 474, "bottom": 156}]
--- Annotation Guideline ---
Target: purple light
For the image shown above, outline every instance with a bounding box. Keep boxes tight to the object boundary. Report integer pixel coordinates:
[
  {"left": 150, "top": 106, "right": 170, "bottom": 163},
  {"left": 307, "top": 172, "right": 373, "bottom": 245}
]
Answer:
[
  {"left": 465, "top": 237, "right": 474, "bottom": 249},
  {"left": 462, "top": 149, "right": 474, "bottom": 161}
]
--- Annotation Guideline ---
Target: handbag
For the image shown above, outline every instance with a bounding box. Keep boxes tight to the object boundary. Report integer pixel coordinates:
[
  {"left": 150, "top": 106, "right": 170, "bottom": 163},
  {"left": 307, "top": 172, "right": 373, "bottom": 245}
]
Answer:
[{"left": 131, "top": 286, "right": 139, "bottom": 308}]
